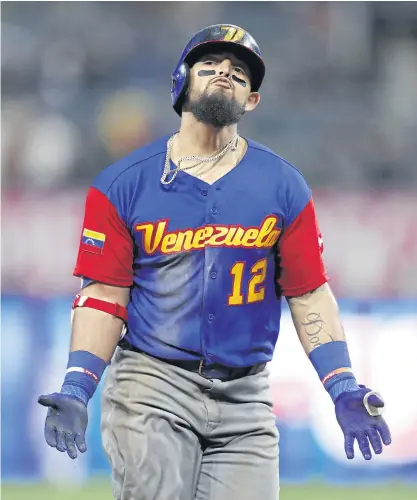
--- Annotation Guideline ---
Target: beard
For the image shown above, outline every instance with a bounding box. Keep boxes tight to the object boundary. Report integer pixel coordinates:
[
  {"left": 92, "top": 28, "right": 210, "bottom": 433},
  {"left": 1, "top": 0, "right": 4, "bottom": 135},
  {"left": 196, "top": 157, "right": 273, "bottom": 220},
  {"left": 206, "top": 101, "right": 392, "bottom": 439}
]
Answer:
[{"left": 182, "top": 88, "right": 246, "bottom": 128}]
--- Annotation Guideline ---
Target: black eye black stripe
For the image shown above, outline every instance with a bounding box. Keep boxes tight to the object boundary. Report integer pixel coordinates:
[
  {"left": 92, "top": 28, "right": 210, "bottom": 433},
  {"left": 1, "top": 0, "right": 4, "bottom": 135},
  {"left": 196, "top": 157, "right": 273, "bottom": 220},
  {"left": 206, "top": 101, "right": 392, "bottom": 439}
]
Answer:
[
  {"left": 198, "top": 70, "right": 216, "bottom": 77},
  {"left": 232, "top": 75, "right": 247, "bottom": 87}
]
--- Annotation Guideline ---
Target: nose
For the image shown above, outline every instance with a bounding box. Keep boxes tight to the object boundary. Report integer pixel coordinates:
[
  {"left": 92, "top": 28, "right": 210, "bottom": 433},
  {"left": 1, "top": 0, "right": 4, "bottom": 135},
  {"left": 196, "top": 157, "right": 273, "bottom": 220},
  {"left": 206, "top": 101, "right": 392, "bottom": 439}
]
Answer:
[{"left": 217, "top": 59, "right": 232, "bottom": 77}]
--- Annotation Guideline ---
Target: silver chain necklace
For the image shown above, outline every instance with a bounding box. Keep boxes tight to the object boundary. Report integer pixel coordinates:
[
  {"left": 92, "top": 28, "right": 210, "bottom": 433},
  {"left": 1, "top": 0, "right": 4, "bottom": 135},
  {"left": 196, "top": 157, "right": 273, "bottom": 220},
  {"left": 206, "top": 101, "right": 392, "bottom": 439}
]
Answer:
[{"left": 160, "top": 132, "right": 239, "bottom": 185}]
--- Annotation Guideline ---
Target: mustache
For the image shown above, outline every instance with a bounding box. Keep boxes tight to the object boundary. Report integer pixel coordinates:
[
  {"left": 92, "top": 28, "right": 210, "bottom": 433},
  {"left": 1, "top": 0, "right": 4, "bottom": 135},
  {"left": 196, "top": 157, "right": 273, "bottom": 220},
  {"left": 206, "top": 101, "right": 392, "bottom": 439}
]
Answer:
[
  {"left": 210, "top": 76, "right": 233, "bottom": 87},
  {"left": 208, "top": 77, "right": 235, "bottom": 94}
]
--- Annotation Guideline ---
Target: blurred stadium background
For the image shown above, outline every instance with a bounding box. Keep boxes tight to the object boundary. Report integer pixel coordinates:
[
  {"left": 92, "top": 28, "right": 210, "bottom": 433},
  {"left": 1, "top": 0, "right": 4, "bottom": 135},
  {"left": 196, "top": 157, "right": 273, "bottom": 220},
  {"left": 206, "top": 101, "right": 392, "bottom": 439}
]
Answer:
[{"left": 1, "top": 2, "right": 417, "bottom": 499}]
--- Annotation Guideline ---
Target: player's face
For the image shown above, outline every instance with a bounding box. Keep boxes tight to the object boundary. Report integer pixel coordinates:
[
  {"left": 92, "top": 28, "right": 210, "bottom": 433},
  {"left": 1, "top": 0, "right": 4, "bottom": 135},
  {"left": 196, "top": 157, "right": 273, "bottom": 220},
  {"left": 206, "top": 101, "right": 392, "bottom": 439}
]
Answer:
[{"left": 183, "top": 52, "right": 261, "bottom": 128}]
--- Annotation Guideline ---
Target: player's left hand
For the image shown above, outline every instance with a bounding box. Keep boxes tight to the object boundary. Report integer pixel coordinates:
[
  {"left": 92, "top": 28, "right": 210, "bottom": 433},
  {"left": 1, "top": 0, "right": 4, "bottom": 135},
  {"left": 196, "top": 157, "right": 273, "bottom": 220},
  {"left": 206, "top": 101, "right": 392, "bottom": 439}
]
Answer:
[{"left": 335, "top": 385, "right": 391, "bottom": 460}]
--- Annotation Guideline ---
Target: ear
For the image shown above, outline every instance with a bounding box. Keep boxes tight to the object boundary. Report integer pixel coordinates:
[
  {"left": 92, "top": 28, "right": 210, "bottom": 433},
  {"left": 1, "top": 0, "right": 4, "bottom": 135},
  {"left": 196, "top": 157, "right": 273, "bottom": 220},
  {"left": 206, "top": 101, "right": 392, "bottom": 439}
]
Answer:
[{"left": 245, "top": 92, "right": 260, "bottom": 112}]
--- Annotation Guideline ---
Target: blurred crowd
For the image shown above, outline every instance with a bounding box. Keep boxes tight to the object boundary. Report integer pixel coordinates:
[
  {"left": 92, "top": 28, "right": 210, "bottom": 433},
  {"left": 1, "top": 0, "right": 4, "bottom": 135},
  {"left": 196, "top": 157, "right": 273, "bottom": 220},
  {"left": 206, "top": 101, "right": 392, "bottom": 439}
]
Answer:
[{"left": 2, "top": 1, "right": 417, "bottom": 190}]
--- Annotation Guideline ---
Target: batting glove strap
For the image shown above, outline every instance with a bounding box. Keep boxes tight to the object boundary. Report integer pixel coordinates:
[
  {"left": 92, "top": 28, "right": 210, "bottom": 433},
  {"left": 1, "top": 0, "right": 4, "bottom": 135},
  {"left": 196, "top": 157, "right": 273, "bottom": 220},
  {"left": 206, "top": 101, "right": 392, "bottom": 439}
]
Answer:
[
  {"left": 61, "top": 384, "right": 89, "bottom": 406},
  {"left": 328, "top": 377, "right": 360, "bottom": 403}
]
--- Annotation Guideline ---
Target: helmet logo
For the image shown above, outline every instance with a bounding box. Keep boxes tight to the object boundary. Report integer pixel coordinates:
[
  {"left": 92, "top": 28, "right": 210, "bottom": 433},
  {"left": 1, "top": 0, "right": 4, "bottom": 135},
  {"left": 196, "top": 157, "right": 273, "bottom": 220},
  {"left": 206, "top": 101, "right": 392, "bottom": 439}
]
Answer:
[{"left": 220, "top": 26, "right": 245, "bottom": 42}]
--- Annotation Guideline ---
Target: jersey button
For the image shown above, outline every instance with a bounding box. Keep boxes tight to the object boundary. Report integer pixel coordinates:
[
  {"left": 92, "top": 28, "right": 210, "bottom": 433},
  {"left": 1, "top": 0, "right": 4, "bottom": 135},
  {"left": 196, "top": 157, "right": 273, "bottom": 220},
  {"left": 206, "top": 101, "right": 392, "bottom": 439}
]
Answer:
[
  {"left": 210, "top": 272, "right": 217, "bottom": 279},
  {"left": 208, "top": 313, "right": 215, "bottom": 321},
  {"left": 211, "top": 207, "right": 218, "bottom": 215},
  {"left": 201, "top": 189, "right": 208, "bottom": 196}
]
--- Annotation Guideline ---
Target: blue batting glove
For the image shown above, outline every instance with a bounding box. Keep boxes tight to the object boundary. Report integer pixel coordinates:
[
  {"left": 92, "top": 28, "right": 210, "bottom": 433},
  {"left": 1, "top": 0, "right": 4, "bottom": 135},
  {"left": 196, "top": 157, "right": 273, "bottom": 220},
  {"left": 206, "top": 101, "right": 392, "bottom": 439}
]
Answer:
[
  {"left": 335, "top": 385, "right": 392, "bottom": 460},
  {"left": 38, "top": 392, "right": 88, "bottom": 459}
]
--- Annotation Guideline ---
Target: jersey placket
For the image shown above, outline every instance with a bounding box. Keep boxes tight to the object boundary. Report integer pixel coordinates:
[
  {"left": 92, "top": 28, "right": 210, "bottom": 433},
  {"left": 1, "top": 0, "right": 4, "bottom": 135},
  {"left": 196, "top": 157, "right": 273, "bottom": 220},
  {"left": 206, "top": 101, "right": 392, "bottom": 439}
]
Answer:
[{"left": 200, "top": 184, "right": 223, "bottom": 363}]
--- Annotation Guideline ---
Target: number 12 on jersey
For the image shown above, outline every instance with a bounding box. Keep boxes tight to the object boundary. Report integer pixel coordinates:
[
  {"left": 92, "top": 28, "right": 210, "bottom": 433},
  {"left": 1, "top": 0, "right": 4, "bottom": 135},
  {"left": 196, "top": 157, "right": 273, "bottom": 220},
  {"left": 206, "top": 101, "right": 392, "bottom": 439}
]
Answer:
[{"left": 228, "top": 258, "right": 267, "bottom": 306}]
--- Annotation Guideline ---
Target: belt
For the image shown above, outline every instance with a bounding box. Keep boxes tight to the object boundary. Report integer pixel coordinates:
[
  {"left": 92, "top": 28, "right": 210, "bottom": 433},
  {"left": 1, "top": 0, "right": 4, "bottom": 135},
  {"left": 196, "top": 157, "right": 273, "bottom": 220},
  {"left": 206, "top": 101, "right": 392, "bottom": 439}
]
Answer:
[{"left": 119, "top": 340, "right": 266, "bottom": 381}]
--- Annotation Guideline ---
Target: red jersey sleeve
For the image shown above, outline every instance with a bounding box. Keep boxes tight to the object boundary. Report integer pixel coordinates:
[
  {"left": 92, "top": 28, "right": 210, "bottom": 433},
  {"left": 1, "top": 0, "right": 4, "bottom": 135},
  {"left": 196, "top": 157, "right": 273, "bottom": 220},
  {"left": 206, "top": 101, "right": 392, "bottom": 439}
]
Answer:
[
  {"left": 73, "top": 187, "right": 134, "bottom": 287},
  {"left": 278, "top": 198, "right": 328, "bottom": 296}
]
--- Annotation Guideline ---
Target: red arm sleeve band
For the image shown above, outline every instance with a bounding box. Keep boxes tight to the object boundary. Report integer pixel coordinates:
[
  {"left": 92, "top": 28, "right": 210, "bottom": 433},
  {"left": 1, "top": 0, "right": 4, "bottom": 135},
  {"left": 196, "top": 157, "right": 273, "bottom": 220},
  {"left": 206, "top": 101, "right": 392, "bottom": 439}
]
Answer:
[
  {"left": 73, "top": 187, "right": 134, "bottom": 287},
  {"left": 278, "top": 198, "right": 328, "bottom": 296},
  {"left": 72, "top": 295, "right": 128, "bottom": 322}
]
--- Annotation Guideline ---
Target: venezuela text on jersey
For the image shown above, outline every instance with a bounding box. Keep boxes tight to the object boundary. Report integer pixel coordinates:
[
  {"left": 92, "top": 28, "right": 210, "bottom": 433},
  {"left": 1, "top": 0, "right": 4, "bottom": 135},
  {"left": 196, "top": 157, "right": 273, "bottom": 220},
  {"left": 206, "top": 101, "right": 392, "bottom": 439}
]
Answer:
[{"left": 135, "top": 215, "right": 281, "bottom": 255}]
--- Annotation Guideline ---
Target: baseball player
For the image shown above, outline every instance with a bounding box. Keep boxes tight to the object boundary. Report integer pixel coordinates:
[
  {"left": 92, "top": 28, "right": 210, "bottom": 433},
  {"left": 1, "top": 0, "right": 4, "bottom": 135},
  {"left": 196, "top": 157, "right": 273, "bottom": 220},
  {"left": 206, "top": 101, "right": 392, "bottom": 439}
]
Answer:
[{"left": 39, "top": 24, "right": 391, "bottom": 500}]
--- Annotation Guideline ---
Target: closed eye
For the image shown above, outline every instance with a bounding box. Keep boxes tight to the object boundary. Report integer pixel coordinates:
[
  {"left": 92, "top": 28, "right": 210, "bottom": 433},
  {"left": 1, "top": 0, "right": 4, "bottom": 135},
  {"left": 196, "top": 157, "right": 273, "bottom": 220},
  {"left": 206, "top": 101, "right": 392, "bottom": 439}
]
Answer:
[{"left": 234, "top": 67, "right": 245, "bottom": 75}]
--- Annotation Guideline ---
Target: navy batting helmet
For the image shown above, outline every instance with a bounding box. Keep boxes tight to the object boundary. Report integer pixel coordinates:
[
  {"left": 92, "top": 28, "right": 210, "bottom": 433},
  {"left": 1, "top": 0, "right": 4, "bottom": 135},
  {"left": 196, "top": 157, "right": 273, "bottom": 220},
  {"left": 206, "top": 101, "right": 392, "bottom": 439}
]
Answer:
[{"left": 171, "top": 24, "right": 265, "bottom": 116}]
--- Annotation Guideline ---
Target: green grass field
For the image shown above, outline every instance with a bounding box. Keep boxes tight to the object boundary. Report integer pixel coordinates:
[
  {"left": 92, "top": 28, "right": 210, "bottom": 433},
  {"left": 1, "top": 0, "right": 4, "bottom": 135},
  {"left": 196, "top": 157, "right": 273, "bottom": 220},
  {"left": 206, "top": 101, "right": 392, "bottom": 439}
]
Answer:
[{"left": 2, "top": 481, "right": 417, "bottom": 500}]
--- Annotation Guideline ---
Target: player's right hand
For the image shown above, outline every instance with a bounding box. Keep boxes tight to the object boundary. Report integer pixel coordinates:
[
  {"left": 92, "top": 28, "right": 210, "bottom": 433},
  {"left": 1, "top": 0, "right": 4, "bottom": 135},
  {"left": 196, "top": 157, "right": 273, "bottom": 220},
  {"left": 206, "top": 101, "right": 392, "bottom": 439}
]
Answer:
[{"left": 38, "top": 392, "right": 88, "bottom": 459}]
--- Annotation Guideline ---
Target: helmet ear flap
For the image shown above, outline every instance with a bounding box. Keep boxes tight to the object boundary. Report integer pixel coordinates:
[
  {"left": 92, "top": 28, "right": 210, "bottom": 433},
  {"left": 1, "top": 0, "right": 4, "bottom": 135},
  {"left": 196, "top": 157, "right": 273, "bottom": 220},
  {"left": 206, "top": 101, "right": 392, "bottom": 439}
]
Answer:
[{"left": 171, "top": 62, "right": 190, "bottom": 116}]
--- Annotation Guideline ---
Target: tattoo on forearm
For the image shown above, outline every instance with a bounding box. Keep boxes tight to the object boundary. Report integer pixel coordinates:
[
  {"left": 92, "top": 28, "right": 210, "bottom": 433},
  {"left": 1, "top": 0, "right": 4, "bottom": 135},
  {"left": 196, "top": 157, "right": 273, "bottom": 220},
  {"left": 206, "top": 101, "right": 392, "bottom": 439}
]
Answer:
[{"left": 301, "top": 312, "right": 334, "bottom": 349}]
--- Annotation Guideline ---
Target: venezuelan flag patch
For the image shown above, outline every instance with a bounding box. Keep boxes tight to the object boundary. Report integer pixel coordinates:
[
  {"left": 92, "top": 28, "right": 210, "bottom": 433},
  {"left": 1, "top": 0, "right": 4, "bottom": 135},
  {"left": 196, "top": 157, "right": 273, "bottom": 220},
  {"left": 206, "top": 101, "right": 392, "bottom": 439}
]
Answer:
[{"left": 81, "top": 229, "right": 106, "bottom": 255}]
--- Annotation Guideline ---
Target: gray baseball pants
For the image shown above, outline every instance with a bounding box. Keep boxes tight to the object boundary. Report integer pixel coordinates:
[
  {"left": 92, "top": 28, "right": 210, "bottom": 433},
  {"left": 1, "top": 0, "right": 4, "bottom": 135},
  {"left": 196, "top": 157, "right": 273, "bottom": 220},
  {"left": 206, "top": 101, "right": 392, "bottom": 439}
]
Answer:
[{"left": 101, "top": 347, "right": 279, "bottom": 500}]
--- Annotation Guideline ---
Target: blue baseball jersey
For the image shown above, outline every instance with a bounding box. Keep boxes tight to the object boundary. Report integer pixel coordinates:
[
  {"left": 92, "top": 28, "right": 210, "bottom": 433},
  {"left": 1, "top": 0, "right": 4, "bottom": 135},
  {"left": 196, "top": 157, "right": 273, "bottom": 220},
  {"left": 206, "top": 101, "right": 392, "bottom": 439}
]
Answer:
[{"left": 74, "top": 136, "right": 327, "bottom": 367}]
